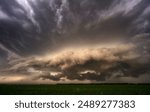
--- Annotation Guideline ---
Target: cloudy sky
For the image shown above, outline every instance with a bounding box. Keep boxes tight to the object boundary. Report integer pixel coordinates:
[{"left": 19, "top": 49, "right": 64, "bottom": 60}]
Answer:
[{"left": 0, "top": 0, "right": 150, "bottom": 83}]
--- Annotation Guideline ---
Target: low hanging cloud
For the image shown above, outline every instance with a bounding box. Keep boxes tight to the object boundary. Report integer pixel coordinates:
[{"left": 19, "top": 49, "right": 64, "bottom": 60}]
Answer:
[{"left": 1, "top": 42, "right": 149, "bottom": 83}]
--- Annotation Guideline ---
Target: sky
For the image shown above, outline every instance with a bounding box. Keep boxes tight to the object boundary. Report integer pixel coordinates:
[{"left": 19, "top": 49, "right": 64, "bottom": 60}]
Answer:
[{"left": 0, "top": 0, "right": 150, "bottom": 83}]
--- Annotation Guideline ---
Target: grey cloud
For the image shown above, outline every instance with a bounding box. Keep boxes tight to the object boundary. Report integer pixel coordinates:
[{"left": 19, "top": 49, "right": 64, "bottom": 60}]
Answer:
[
  {"left": 0, "top": 0, "right": 150, "bottom": 56},
  {"left": 0, "top": 10, "right": 10, "bottom": 20}
]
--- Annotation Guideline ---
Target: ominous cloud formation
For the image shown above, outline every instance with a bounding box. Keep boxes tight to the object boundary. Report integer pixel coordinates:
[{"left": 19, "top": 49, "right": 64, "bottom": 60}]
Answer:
[
  {"left": 0, "top": 0, "right": 150, "bottom": 83},
  {"left": 1, "top": 43, "right": 150, "bottom": 83}
]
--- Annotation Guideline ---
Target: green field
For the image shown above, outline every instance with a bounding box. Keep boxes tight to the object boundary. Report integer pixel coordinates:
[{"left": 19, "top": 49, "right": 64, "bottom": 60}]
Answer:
[{"left": 0, "top": 84, "right": 150, "bottom": 95}]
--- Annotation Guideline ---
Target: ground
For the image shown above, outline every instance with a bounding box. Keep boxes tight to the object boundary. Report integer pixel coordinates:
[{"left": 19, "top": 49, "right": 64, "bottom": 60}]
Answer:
[{"left": 0, "top": 84, "right": 150, "bottom": 95}]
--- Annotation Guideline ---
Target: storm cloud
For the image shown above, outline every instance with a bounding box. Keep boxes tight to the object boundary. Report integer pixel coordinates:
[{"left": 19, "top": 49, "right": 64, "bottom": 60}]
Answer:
[
  {"left": 1, "top": 43, "right": 149, "bottom": 83},
  {"left": 0, "top": 0, "right": 150, "bottom": 83}
]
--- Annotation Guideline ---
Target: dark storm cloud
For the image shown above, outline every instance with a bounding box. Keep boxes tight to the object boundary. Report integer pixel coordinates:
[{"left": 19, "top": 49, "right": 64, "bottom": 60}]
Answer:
[
  {"left": 0, "top": 0, "right": 150, "bottom": 83},
  {"left": 0, "top": 48, "right": 7, "bottom": 66},
  {"left": 0, "top": 0, "right": 150, "bottom": 56}
]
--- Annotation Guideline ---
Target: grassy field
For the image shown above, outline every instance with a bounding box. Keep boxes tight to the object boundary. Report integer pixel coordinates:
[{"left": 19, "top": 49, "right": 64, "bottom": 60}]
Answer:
[{"left": 0, "top": 84, "right": 150, "bottom": 95}]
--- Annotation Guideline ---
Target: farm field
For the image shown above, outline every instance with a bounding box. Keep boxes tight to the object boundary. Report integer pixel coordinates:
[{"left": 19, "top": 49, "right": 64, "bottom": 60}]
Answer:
[{"left": 0, "top": 84, "right": 150, "bottom": 95}]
